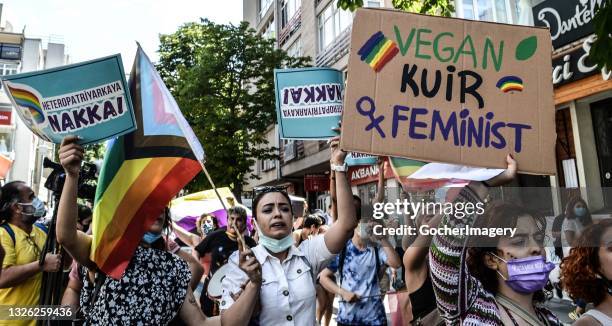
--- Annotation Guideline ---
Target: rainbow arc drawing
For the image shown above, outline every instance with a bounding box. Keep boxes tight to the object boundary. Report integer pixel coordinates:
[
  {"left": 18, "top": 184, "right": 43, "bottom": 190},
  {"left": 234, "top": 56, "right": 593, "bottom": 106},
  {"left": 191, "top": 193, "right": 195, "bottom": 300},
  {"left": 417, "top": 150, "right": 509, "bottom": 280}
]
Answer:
[{"left": 357, "top": 31, "right": 399, "bottom": 72}]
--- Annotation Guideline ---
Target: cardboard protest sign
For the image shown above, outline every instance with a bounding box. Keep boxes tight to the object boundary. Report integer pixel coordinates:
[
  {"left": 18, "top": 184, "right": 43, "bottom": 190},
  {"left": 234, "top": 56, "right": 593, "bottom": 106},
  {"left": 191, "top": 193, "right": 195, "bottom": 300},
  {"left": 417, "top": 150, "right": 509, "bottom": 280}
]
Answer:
[
  {"left": 2, "top": 54, "right": 136, "bottom": 145},
  {"left": 346, "top": 152, "right": 377, "bottom": 166},
  {"left": 274, "top": 67, "right": 343, "bottom": 139},
  {"left": 341, "top": 9, "right": 556, "bottom": 175}
]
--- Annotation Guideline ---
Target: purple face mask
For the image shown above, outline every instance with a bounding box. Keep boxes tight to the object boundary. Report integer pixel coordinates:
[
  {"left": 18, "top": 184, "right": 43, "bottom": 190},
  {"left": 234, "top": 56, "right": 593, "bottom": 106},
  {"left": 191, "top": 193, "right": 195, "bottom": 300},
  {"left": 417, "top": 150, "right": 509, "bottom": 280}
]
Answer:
[{"left": 491, "top": 253, "right": 555, "bottom": 294}]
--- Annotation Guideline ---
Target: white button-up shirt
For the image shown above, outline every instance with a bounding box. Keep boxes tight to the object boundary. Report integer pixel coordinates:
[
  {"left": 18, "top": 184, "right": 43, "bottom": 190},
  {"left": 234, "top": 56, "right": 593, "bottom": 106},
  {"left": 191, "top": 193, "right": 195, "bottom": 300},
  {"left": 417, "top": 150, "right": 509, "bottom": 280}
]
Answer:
[{"left": 220, "top": 234, "right": 335, "bottom": 326}]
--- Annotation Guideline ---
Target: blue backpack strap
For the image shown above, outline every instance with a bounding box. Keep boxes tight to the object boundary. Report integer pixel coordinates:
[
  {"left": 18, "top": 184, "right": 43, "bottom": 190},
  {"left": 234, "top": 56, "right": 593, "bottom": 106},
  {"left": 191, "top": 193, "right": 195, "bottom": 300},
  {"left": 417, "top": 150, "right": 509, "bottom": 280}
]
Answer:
[
  {"left": 34, "top": 223, "right": 48, "bottom": 234},
  {"left": 0, "top": 223, "right": 15, "bottom": 245}
]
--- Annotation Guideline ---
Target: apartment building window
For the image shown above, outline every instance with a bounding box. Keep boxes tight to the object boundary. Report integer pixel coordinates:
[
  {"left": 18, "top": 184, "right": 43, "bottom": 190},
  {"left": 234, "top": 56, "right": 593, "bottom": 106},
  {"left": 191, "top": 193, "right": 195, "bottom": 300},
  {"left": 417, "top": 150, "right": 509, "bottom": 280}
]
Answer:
[
  {"left": 458, "top": 0, "right": 515, "bottom": 24},
  {"left": 318, "top": 0, "right": 353, "bottom": 51},
  {"left": 317, "top": 0, "right": 382, "bottom": 52},
  {"left": 0, "top": 63, "right": 18, "bottom": 76},
  {"left": 287, "top": 38, "right": 302, "bottom": 57},
  {"left": 281, "top": 0, "right": 301, "bottom": 29},
  {"left": 260, "top": 0, "right": 273, "bottom": 17},
  {"left": 261, "top": 157, "right": 276, "bottom": 171},
  {"left": 263, "top": 19, "right": 276, "bottom": 40}
]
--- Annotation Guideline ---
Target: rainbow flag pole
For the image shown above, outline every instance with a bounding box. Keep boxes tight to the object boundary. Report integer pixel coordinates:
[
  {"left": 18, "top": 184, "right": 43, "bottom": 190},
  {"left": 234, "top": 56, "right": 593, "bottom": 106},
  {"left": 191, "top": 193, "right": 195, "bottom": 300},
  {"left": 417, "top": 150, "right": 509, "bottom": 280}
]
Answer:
[{"left": 197, "top": 161, "right": 246, "bottom": 248}]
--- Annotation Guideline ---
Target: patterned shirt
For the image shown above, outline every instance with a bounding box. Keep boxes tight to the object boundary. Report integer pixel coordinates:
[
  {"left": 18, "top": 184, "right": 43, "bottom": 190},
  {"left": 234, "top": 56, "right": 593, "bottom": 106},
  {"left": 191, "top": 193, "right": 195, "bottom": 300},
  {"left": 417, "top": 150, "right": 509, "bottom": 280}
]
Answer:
[
  {"left": 429, "top": 188, "right": 560, "bottom": 325},
  {"left": 327, "top": 239, "right": 388, "bottom": 326},
  {"left": 79, "top": 246, "right": 190, "bottom": 325}
]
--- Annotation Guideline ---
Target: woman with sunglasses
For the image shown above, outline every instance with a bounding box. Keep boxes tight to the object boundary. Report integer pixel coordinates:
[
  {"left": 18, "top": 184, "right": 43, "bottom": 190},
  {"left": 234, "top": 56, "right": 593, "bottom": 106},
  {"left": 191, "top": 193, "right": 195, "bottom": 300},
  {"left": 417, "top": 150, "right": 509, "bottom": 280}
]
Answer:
[
  {"left": 219, "top": 136, "right": 358, "bottom": 325},
  {"left": 430, "top": 155, "right": 561, "bottom": 325}
]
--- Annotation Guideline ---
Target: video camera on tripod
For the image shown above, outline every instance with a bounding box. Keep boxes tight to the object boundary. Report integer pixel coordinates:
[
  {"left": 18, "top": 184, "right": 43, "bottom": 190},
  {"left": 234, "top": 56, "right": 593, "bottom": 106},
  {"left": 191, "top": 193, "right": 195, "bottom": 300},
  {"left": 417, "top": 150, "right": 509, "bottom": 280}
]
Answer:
[{"left": 43, "top": 157, "right": 98, "bottom": 201}]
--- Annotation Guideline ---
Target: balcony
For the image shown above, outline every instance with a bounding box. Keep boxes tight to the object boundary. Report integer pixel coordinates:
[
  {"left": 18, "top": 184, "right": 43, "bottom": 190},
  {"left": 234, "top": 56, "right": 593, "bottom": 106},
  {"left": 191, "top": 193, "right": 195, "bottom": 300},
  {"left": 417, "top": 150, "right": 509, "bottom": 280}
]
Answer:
[
  {"left": 279, "top": 9, "right": 302, "bottom": 47},
  {"left": 315, "top": 27, "right": 351, "bottom": 67}
]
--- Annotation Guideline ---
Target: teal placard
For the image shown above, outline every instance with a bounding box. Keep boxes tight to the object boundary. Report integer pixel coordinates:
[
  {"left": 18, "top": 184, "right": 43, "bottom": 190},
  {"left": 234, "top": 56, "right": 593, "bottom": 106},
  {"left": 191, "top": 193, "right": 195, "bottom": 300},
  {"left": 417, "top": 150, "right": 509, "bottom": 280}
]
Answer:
[
  {"left": 1, "top": 54, "right": 136, "bottom": 145},
  {"left": 346, "top": 152, "right": 377, "bottom": 166},
  {"left": 274, "top": 67, "right": 343, "bottom": 139}
]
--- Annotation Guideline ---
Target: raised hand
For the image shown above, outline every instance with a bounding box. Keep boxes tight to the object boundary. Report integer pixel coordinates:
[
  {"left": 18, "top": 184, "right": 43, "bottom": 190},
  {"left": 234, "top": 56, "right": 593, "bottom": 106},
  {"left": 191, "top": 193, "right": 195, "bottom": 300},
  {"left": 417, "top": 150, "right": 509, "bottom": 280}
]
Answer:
[
  {"left": 59, "top": 136, "right": 84, "bottom": 177},
  {"left": 238, "top": 241, "right": 262, "bottom": 286}
]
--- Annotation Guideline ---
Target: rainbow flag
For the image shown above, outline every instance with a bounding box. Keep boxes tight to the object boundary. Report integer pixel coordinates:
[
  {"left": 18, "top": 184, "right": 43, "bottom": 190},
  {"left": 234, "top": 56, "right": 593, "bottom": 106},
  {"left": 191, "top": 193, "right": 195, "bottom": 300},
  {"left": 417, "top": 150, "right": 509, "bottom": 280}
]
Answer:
[
  {"left": 358, "top": 31, "right": 399, "bottom": 72},
  {"left": 388, "top": 157, "right": 454, "bottom": 191},
  {"left": 6, "top": 84, "right": 45, "bottom": 123},
  {"left": 91, "top": 46, "right": 204, "bottom": 279}
]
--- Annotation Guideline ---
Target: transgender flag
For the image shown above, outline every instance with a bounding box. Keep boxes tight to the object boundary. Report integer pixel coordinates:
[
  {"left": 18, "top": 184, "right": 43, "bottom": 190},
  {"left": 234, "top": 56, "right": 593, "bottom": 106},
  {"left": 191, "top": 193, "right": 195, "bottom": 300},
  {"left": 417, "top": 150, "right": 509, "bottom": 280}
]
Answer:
[{"left": 91, "top": 46, "right": 203, "bottom": 279}]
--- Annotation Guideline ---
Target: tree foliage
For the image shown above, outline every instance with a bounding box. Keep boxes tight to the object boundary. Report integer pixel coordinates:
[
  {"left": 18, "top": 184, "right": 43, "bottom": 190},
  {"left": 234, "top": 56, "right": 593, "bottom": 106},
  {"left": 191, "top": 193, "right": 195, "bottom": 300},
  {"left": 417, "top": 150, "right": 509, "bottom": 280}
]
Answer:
[
  {"left": 337, "top": 0, "right": 454, "bottom": 16},
  {"left": 157, "top": 20, "right": 309, "bottom": 198},
  {"left": 591, "top": 1, "right": 612, "bottom": 69}
]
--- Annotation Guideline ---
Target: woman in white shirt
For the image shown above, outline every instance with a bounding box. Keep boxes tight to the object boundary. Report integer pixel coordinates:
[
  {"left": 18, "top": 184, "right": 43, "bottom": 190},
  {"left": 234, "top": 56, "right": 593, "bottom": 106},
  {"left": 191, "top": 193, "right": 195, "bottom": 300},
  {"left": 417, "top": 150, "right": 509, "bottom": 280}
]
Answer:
[{"left": 220, "top": 138, "right": 358, "bottom": 326}]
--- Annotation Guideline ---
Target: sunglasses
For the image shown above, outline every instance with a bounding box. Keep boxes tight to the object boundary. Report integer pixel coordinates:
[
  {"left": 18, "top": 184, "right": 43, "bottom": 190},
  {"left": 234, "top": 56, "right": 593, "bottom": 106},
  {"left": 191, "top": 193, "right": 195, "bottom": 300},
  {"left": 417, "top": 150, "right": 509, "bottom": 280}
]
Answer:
[{"left": 252, "top": 185, "right": 289, "bottom": 198}]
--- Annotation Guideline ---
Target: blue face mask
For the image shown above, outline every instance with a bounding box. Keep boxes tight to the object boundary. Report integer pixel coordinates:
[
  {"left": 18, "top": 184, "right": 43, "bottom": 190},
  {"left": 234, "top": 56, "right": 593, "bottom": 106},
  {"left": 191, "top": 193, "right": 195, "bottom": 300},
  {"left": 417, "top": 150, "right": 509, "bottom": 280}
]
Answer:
[
  {"left": 142, "top": 232, "right": 162, "bottom": 244},
  {"left": 255, "top": 222, "right": 293, "bottom": 253},
  {"left": 574, "top": 207, "right": 587, "bottom": 217},
  {"left": 19, "top": 197, "right": 46, "bottom": 217}
]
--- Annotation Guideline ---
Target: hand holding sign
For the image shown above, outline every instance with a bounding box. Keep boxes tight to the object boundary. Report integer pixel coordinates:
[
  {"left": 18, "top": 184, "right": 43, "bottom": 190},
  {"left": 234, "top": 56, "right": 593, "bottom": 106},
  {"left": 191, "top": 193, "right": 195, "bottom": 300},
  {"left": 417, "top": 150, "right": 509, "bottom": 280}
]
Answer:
[
  {"left": 58, "top": 136, "right": 84, "bottom": 178},
  {"left": 238, "top": 240, "right": 262, "bottom": 286}
]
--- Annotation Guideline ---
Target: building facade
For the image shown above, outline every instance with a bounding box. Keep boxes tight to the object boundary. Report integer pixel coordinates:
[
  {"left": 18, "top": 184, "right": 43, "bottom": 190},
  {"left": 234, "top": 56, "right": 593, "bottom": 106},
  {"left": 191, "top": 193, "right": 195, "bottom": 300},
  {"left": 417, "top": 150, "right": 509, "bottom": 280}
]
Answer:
[
  {"left": 243, "top": 0, "right": 393, "bottom": 210},
  {"left": 244, "top": 0, "right": 611, "bottom": 215},
  {"left": 531, "top": 0, "right": 611, "bottom": 214}
]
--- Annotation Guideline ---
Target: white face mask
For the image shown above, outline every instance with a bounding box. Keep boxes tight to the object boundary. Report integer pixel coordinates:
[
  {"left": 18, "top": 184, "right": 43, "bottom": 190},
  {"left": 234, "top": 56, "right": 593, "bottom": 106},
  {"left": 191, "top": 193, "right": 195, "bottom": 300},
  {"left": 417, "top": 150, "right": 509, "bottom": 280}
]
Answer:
[{"left": 254, "top": 222, "right": 293, "bottom": 253}]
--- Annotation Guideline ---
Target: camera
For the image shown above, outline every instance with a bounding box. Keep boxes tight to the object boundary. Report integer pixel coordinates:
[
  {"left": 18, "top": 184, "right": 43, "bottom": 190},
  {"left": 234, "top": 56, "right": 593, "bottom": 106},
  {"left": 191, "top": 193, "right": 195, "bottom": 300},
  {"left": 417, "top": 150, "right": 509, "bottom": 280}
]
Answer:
[{"left": 43, "top": 157, "right": 98, "bottom": 201}]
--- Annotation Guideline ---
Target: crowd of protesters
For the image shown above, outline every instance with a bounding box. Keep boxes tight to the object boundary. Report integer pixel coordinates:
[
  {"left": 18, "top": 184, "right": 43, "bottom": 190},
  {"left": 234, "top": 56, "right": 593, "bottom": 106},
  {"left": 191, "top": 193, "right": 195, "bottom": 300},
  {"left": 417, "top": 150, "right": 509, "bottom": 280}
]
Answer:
[{"left": 0, "top": 134, "right": 610, "bottom": 326}]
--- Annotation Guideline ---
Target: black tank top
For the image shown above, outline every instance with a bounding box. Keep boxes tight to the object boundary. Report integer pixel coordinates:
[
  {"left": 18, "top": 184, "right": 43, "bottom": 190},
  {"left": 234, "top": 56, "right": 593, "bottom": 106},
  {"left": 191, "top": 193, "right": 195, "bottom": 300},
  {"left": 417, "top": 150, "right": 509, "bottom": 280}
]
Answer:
[{"left": 408, "top": 273, "right": 437, "bottom": 320}]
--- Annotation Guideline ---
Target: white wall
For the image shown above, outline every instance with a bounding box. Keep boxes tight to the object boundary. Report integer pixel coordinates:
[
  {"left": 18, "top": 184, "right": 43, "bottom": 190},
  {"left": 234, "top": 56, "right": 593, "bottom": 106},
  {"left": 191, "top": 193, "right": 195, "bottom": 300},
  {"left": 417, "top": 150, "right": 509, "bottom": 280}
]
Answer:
[{"left": 44, "top": 43, "right": 66, "bottom": 68}]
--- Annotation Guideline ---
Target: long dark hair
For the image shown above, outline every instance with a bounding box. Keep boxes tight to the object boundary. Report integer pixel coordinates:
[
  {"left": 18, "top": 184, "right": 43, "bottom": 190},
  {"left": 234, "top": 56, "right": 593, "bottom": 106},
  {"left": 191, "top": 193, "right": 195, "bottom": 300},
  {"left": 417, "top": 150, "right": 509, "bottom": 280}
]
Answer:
[
  {"left": 564, "top": 196, "right": 592, "bottom": 225},
  {"left": 150, "top": 207, "right": 172, "bottom": 251},
  {"left": 467, "top": 201, "right": 548, "bottom": 302}
]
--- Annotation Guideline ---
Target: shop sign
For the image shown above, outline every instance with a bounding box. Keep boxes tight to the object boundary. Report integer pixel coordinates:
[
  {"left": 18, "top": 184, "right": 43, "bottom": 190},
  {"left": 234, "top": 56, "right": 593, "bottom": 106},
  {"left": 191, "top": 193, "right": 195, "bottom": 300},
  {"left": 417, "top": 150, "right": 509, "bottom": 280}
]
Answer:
[
  {"left": 553, "top": 35, "right": 612, "bottom": 87},
  {"left": 533, "top": 0, "right": 604, "bottom": 49}
]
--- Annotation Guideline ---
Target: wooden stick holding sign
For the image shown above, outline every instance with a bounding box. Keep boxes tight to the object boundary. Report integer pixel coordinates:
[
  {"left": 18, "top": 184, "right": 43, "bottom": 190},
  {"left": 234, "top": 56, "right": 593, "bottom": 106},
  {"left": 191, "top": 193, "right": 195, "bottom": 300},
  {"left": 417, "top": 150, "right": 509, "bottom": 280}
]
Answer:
[{"left": 198, "top": 161, "right": 246, "bottom": 249}]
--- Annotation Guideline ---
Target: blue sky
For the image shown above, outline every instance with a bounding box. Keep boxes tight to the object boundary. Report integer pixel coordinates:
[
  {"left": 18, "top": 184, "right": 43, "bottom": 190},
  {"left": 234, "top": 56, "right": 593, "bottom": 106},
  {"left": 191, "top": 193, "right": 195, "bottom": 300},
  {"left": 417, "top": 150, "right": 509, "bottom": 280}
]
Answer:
[{"left": 1, "top": 0, "right": 242, "bottom": 69}]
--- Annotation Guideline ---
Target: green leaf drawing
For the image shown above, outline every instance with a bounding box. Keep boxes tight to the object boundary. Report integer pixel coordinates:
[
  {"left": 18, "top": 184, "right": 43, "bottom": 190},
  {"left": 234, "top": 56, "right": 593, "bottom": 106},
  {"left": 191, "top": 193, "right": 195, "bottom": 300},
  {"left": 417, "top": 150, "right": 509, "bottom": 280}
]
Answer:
[{"left": 515, "top": 36, "right": 537, "bottom": 61}]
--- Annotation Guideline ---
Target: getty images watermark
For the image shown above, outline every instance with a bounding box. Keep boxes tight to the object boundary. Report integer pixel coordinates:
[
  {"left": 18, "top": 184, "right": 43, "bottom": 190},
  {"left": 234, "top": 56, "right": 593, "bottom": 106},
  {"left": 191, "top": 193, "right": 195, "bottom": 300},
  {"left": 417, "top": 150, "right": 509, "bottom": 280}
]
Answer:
[{"left": 370, "top": 199, "right": 517, "bottom": 237}]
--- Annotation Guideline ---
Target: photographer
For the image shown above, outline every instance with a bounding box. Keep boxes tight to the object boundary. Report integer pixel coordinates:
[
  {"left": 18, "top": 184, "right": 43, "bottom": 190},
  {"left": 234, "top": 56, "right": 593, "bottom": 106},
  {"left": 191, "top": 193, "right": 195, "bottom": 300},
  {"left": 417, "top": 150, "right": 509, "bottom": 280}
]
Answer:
[
  {"left": 55, "top": 136, "right": 218, "bottom": 325},
  {"left": 0, "top": 181, "right": 61, "bottom": 326}
]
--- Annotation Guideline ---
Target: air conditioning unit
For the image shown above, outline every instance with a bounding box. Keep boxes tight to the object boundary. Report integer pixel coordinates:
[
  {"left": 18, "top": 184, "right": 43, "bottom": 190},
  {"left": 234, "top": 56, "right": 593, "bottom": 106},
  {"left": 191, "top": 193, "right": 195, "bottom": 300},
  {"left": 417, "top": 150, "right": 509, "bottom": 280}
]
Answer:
[{"left": 284, "top": 141, "right": 296, "bottom": 162}]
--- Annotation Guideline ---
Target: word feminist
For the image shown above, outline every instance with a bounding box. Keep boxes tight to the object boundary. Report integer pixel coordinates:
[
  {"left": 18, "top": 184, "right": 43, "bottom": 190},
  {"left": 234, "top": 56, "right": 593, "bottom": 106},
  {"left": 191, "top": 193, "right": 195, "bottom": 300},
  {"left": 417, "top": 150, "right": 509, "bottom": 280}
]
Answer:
[{"left": 357, "top": 96, "right": 532, "bottom": 152}]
